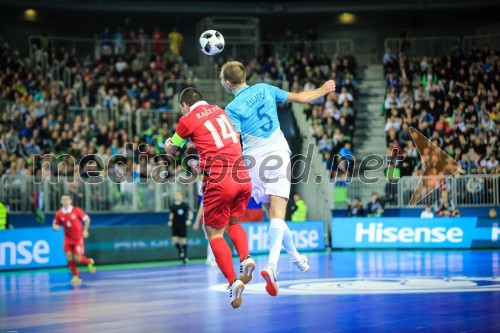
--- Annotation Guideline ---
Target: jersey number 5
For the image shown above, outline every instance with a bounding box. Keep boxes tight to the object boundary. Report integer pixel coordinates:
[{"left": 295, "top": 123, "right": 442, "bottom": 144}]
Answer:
[{"left": 204, "top": 114, "right": 238, "bottom": 148}]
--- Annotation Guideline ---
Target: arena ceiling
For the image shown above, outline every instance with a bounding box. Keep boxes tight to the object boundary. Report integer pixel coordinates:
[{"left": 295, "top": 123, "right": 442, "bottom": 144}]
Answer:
[{"left": 0, "top": 0, "right": 499, "bottom": 14}]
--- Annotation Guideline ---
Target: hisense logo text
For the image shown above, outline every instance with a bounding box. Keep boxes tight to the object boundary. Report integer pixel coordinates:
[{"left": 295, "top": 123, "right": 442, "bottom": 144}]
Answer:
[
  {"left": 0, "top": 240, "right": 50, "bottom": 266},
  {"left": 355, "top": 223, "right": 463, "bottom": 243}
]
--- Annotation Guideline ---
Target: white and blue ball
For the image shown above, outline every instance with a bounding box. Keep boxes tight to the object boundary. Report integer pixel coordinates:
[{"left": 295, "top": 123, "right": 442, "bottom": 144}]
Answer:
[{"left": 199, "top": 30, "right": 225, "bottom": 56}]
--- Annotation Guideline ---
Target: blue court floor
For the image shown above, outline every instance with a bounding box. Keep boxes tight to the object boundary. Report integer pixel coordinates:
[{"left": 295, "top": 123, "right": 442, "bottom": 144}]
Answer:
[{"left": 1, "top": 251, "right": 500, "bottom": 332}]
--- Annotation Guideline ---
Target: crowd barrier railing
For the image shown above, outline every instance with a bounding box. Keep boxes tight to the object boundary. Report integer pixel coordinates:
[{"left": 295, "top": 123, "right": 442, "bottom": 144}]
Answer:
[
  {"left": 335, "top": 174, "right": 499, "bottom": 209},
  {"left": 463, "top": 33, "right": 500, "bottom": 51},
  {"left": 384, "top": 36, "right": 460, "bottom": 57},
  {"left": 0, "top": 175, "right": 197, "bottom": 214}
]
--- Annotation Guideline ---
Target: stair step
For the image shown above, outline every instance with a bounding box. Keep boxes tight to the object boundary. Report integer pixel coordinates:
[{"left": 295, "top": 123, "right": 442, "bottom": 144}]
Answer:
[
  {"left": 357, "top": 97, "right": 383, "bottom": 104},
  {"left": 356, "top": 138, "right": 387, "bottom": 145},
  {"left": 362, "top": 67, "right": 384, "bottom": 80},
  {"left": 364, "top": 73, "right": 384, "bottom": 80},
  {"left": 354, "top": 132, "right": 386, "bottom": 138},
  {"left": 350, "top": 67, "right": 388, "bottom": 174},
  {"left": 358, "top": 84, "right": 385, "bottom": 91},
  {"left": 356, "top": 117, "right": 384, "bottom": 123},
  {"left": 359, "top": 87, "right": 386, "bottom": 95},
  {"left": 356, "top": 123, "right": 385, "bottom": 128},
  {"left": 365, "top": 64, "right": 383, "bottom": 71},
  {"left": 357, "top": 105, "right": 382, "bottom": 112}
]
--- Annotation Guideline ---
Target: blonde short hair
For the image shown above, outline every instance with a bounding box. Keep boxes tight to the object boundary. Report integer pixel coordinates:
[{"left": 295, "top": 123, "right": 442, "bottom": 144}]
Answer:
[{"left": 220, "top": 61, "right": 246, "bottom": 85}]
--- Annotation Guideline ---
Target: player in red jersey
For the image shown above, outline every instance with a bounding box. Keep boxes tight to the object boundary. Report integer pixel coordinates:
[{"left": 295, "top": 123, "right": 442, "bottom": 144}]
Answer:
[
  {"left": 52, "top": 195, "right": 96, "bottom": 284},
  {"left": 165, "top": 87, "right": 255, "bottom": 309}
]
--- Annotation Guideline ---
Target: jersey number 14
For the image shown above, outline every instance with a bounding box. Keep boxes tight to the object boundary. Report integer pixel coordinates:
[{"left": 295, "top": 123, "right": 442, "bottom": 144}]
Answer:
[{"left": 204, "top": 114, "right": 238, "bottom": 148}]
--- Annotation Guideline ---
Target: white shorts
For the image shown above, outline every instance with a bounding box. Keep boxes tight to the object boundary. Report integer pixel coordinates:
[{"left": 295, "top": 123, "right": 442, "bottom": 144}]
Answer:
[{"left": 246, "top": 150, "right": 291, "bottom": 204}]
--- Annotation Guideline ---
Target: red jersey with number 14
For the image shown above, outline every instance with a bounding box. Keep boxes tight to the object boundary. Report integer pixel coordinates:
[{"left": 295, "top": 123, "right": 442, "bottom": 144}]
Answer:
[
  {"left": 176, "top": 101, "right": 246, "bottom": 175},
  {"left": 53, "top": 206, "right": 88, "bottom": 243}
]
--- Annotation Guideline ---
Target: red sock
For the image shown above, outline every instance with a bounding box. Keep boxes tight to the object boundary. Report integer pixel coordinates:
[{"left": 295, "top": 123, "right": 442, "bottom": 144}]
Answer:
[
  {"left": 210, "top": 237, "right": 237, "bottom": 285},
  {"left": 68, "top": 261, "right": 79, "bottom": 277},
  {"left": 79, "top": 256, "right": 91, "bottom": 265},
  {"left": 228, "top": 223, "right": 249, "bottom": 262}
]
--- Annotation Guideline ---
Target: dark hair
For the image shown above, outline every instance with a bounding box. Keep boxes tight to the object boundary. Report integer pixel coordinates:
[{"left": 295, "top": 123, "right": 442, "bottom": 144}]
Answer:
[{"left": 179, "top": 87, "right": 203, "bottom": 107}]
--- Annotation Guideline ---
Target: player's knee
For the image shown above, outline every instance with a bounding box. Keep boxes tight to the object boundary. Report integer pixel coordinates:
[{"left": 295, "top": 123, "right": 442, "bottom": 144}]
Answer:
[
  {"left": 228, "top": 216, "right": 239, "bottom": 226},
  {"left": 268, "top": 196, "right": 288, "bottom": 220},
  {"left": 66, "top": 253, "right": 73, "bottom": 261},
  {"left": 204, "top": 226, "right": 224, "bottom": 241},
  {"left": 268, "top": 207, "right": 286, "bottom": 220},
  {"left": 74, "top": 255, "right": 82, "bottom": 262}
]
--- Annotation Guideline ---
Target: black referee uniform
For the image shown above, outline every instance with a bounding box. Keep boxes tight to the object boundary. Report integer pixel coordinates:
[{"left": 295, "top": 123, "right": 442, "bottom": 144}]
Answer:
[{"left": 170, "top": 201, "right": 190, "bottom": 238}]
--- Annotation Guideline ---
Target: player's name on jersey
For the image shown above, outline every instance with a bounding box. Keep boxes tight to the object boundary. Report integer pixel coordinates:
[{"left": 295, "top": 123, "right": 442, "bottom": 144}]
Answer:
[
  {"left": 195, "top": 106, "right": 220, "bottom": 120},
  {"left": 245, "top": 92, "right": 265, "bottom": 107}
]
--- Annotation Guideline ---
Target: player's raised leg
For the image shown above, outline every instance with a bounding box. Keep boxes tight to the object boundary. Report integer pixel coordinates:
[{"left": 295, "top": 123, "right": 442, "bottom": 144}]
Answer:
[
  {"left": 205, "top": 225, "right": 244, "bottom": 309},
  {"left": 75, "top": 254, "right": 96, "bottom": 274},
  {"left": 261, "top": 197, "right": 287, "bottom": 296},
  {"left": 261, "top": 195, "right": 309, "bottom": 296},
  {"left": 228, "top": 217, "right": 255, "bottom": 284},
  {"left": 270, "top": 196, "right": 302, "bottom": 261}
]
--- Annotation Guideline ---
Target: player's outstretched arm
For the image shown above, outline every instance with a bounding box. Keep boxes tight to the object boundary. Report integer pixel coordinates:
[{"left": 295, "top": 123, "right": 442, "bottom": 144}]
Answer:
[
  {"left": 286, "top": 80, "right": 336, "bottom": 104},
  {"left": 52, "top": 224, "right": 60, "bottom": 231}
]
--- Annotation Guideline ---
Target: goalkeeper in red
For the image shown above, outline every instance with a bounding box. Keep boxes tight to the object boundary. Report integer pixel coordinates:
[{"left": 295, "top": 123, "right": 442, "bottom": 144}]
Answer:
[
  {"left": 52, "top": 194, "right": 96, "bottom": 284},
  {"left": 165, "top": 87, "right": 255, "bottom": 309}
]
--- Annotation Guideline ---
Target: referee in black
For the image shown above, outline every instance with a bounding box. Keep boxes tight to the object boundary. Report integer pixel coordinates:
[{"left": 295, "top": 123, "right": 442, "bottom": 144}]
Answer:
[{"left": 168, "top": 190, "right": 194, "bottom": 264}]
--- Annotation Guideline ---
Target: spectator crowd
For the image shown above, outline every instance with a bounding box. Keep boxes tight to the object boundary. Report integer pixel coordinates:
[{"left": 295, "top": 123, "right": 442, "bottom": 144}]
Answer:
[
  {"left": 382, "top": 39, "right": 498, "bottom": 210},
  {"left": 0, "top": 25, "right": 193, "bottom": 211},
  {"left": 0, "top": 27, "right": 361, "bottom": 211}
]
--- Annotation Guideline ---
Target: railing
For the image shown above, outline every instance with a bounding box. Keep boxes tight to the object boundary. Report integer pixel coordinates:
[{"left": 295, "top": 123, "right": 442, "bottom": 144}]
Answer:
[
  {"left": 278, "top": 39, "right": 354, "bottom": 58},
  {"left": 135, "top": 108, "right": 181, "bottom": 138},
  {"left": 0, "top": 102, "right": 134, "bottom": 138},
  {"left": 194, "top": 38, "right": 353, "bottom": 80},
  {"left": 0, "top": 175, "right": 197, "bottom": 214},
  {"left": 336, "top": 174, "right": 499, "bottom": 209},
  {"left": 384, "top": 37, "right": 460, "bottom": 57},
  {"left": 216, "top": 39, "right": 353, "bottom": 64},
  {"left": 28, "top": 36, "right": 96, "bottom": 64},
  {"left": 28, "top": 35, "right": 174, "bottom": 61},
  {"left": 463, "top": 34, "right": 500, "bottom": 51}
]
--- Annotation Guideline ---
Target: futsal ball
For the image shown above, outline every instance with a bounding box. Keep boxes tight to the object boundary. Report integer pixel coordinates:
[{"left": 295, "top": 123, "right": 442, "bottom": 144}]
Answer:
[{"left": 199, "top": 30, "right": 225, "bottom": 56}]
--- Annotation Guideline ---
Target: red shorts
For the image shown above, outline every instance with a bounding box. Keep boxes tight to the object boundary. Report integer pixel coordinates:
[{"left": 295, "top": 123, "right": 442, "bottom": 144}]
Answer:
[
  {"left": 64, "top": 238, "right": 85, "bottom": 255},
  {"left": 202, "top": 174, "right": 252, "bottom": 229}
]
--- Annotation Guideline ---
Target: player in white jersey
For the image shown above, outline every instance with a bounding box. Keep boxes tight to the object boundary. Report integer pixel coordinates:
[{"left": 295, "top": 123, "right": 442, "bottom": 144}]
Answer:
[{"left": 220, "top": 61, "right": 335, "bottom": 296}]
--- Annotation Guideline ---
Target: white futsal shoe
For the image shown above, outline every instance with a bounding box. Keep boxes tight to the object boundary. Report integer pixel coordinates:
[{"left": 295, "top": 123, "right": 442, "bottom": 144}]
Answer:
[
  {"left": 239, "top": 255, "right": 256, "bottom": 284},
  {"left": 229, "top": 278, "right": 245, "bottom": 309},
  {"left": 261, "top": 264, "right": 279, "bottom": 296},
  {"left": 295, "top": 255, "right": 310, "bottom": 273}
]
